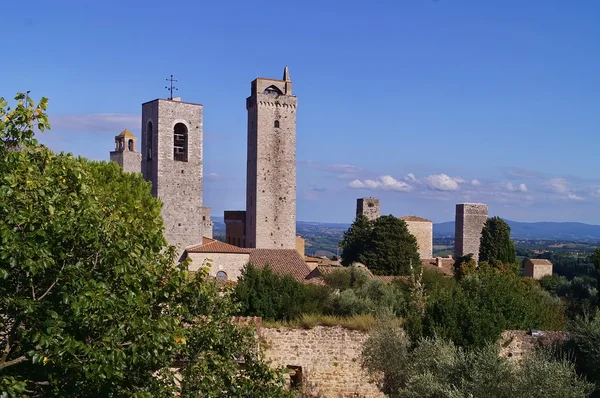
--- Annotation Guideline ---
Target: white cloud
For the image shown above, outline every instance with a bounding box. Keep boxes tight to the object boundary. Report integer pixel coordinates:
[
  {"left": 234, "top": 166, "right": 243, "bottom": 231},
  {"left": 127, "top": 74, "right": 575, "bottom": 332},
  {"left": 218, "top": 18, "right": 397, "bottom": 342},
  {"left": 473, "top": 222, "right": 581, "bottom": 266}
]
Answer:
[
  {"left": 50, "top": 113, "right": 140, "bottom": 135},
  {"left": 506, "top": 182, "right": 527, "bottom": 192},
  {"left": 404, "top": 173, "right": 416, "bottom": 181},
  {"left": 568, "top": 193, "right": 583, "bottom": 201},
  {"left": 348, "top": 175, "right": 412, "bottom": 192},
  {"left": 424, "top": 174, "right": 460, "bottom": 191},
  {"left": 546, "top": 178, "right": 569, "bottom": 194},
  {"left": 471, "top": 179, "right": 481, "bottom": 186}
]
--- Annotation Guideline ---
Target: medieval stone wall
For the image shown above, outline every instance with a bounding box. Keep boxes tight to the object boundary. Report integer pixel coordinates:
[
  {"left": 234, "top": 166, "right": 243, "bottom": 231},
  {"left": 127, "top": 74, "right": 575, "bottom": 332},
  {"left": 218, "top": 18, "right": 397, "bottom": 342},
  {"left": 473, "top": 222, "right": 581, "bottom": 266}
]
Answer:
[
  {"left": 262, "top": 326, "right": 383, "bottom": 398},
  {"left": 246, "top": 87, "right": 297, "bottom": 250},
  {"left": 109, "top": 151, "right": 141, "bottom": 174},
  {"left": 405, "top": 220, "right": 432, "bottom": 259},
  {"left": 455, "top": 203, "right": 488, "bottom": 262},
  {"left": 141, "top": 99, "right": 204, "bottom": 253},
  {"left": 523, "top": 260, "right": 553, "bottom": 279}
]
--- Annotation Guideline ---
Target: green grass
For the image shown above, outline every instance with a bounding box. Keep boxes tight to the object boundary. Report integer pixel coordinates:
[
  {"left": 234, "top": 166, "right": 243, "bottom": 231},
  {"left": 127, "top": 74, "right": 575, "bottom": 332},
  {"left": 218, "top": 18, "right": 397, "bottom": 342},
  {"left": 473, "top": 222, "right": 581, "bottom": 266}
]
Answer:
[{"left": 263, "top": 313, "right": 384, "bottom": 332}]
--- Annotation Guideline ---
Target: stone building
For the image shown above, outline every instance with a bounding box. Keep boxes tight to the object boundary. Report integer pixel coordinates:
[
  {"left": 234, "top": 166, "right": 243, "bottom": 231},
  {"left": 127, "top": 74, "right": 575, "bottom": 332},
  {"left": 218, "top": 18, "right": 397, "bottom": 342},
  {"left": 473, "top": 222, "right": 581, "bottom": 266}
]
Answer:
[
  {"left": 224, "top": 210, "right": 246, "bottom": 247},
  {"left": 140, "top": 97, "right": 212, "bottom": 254},
  {"left": 399, "top": 215, "right": 433, "bottom": 259},
  {"left": 356, "top": 197, "right": 380, "bottom": 221},
  {"left": 109, "top": 129, "right": 141, "bottom": 173},
  {"left": 245, "top": 67, "right": 297, "bottom": 249},
  {"left": 184, "top": 238, "right": 311, "bottom": 283},
  {"left": 454, "top": 203, "right": 488, "bottom": 262},
  {"left": 523, "top": 258, "right": 553, "bottom": 279}
]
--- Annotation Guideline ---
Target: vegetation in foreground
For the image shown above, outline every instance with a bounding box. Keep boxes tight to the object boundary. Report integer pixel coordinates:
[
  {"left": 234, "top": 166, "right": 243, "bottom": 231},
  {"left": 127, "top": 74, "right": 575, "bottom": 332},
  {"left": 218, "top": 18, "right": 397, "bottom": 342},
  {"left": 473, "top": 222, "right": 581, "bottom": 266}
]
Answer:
[{"left": 0, "top": 93, "right": 294, "bottom": 397}]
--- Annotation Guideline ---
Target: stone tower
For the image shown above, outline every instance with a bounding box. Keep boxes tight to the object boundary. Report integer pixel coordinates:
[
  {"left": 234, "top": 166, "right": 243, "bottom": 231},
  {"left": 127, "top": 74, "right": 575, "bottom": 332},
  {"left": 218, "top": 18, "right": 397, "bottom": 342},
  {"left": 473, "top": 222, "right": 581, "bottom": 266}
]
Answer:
[
  {"left": 245, "top": 66, "right": 297, "bottom": 249},
  {"left": 455, "top": 203, "right": 488, "bottom": 262},
  {"left": 356, "top": 197, "right": 380, "bottom": 221},
  {"left": 141, "top": 97, "right": 210, "bottom": 253},
  {"left": 109, "top": 129, "right": 141, "bottom": 173}
]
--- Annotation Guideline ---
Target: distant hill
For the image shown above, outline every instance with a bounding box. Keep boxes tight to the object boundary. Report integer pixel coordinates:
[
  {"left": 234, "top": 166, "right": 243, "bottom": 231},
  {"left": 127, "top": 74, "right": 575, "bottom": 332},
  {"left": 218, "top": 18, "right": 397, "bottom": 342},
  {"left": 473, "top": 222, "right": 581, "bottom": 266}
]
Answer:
[
  {"left": 434, "top": 220, "right": 600, "bottom": 240},
  {"left": 212, "top": 216, "right": 600, "bottom": 242}
]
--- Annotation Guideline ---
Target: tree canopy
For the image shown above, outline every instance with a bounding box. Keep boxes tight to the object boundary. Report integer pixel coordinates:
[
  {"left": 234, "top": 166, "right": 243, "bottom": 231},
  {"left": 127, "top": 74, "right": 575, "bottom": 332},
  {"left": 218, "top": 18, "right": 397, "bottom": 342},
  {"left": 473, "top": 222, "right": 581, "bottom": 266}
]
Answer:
[
  {"left": 339, "top": 215, "right": 421, "bottom": 276},
  {"left": 479, "top": 216, "right": 517, "bottom": 264},
  {"left": 0, "top": 93, "right": 293, "bottom": 397}
]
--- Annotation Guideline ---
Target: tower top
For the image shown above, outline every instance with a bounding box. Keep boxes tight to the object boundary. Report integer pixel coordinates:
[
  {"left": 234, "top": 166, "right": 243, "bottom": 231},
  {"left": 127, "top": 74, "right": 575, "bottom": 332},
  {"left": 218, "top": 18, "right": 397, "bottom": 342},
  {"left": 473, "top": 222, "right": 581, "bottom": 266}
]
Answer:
[
  {"left": 283, "top": 66, "right": 290, "bottom": 82},
  {"left": 116, "top": 128, "right": 135, "bottom": 139}
]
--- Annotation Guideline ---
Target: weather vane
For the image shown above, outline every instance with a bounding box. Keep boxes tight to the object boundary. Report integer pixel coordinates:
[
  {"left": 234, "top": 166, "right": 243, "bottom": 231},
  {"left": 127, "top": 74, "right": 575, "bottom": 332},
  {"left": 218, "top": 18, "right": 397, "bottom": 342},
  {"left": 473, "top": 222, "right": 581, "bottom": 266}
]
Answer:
[{"left": 165, "top": 75, "right": 178, "bottom": 100}]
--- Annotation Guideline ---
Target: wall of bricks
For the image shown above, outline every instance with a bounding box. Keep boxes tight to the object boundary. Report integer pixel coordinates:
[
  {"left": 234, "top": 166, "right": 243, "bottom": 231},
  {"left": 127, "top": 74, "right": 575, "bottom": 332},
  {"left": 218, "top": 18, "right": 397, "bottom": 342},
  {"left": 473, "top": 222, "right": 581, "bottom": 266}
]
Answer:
[
  {"left": 262, "top": 326, "right": 383, "bottom": 398},
  {"left": 455, "top": 203, "right": 488, "bottom": 262},
  {"left": 405, "top": 220, "right": 433, "bottom": 259},
  {"left": 187, "top": 252, "right": 250, "bottom": 281}
]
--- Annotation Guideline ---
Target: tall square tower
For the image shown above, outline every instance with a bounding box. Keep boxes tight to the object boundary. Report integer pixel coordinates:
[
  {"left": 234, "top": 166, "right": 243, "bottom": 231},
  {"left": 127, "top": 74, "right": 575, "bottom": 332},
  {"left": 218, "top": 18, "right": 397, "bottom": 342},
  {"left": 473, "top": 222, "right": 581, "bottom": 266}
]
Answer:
[
  {"left": 141, "top": 97, "right": 205, "bottom": 253},
  {"left": 356, "top": 197, "right": 380, "bottom": 221},
  {"left": 245, "top": 67, "right": 297, "bottom": 249},
  {"left": 455, "top": 203, "right": 488, "bottom": 262}
]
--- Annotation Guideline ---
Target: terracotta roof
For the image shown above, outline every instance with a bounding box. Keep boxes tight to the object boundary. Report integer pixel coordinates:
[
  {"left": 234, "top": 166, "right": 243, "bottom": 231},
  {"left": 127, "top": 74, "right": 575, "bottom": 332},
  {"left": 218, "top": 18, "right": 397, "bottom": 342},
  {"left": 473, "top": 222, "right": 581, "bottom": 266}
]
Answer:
[
  {"left": 117, "top": 129, "right": 135, "bottom": 138},
  {"left": 526, "top": 259, "right": 553, "bottom": 265},
  {"left": 399, "top": 215, "right": 432, "bottom": 222},
  {"left": 305, "top": 265, "right": 344, "bottom": 280},
  {"left": 249, "top": 249, "right": 311, "bottom": 282},
  {"left": 186, "top": 237, "right": 250, "bottom": 254}
]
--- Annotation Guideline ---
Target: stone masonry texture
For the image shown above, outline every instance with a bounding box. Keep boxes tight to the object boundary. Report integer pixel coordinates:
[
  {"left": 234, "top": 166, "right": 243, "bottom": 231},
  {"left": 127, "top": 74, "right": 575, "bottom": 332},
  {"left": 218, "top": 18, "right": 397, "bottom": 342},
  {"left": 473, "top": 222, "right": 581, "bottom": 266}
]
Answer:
[
  {"left": 141, "top": 99, "right": 204, "bottom": 254},
  {"left": 404, "top": 220, "right": 433, "bottom": 259},
  {"left": 262, "top": 326, "right": 383, "bottom": 398},
  {"left": 523, "top": 259, "right": 553, "bottom": 279},
  {"left": 356, "top": 197, "right": 380, "bottom": 221},
  {"left": 454, "top": 203, "right": 488, "bottom": 262},
  {"left": 109, "top": 135, "right": 141, "bottom": 174},
  {"left": 245, "top": 71, "right": 297, "bottom": 249}
]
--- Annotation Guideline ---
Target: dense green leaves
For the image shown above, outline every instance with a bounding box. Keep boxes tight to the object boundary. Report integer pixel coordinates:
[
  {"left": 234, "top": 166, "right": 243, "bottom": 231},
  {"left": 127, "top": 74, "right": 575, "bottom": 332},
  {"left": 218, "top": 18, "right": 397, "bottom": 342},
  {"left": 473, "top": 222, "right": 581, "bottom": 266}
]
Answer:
[
  {"left": 479, "top": 216, "right": 517, "bottom": 264},
  {"left": 0, "top": 93, "right": 293, "bottom": 397},
  {"left": 340, "top": 215, "right": 421, "bottom": 276},
  {"left": 362, "top": 321, "right": 593, "bottom": 398}
]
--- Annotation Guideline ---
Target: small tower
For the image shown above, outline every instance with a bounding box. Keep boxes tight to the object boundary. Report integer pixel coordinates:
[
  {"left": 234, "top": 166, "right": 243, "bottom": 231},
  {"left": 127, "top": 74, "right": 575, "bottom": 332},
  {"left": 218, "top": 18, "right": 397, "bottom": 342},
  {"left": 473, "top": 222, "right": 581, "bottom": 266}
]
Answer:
[
  {"left": 109, "top": 129, "right": 141, "bottom": 173},
  {"left": 140, "top": 97, "right": 207, "bottom": 254},
  {"left": 455, "top": 203, "right": 488, "bottom": 262},
  {"left": 245, "top": 66, "right": 297, "bottom": 249},
  {"left": 356, "top": 197, "right": 380, "bottom": 221}
]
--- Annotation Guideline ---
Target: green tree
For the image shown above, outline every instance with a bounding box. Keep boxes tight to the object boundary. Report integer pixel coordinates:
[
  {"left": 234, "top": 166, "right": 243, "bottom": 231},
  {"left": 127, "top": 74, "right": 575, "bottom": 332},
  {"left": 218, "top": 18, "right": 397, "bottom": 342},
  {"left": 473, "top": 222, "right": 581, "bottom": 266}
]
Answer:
[
  {"left": 479, "top": 216, "right": 517, "bottom": 264},
  {"left": 592, "top": 247, "right": 600, "bottom": 291},
  {"left": 361, "top": 321, "right": 593, "bottom": 398},
  {"left": 234, "top": 263, "right": 324, "bottom": 321},
  {"left": 339, "top": 214, "right": 373, "bottom": 266},
  {"left": 340, "top": 215, "right": 420, "bottom": 276},
  {"left": 0, "top": 93, "right": 293, "bottom": 397}
]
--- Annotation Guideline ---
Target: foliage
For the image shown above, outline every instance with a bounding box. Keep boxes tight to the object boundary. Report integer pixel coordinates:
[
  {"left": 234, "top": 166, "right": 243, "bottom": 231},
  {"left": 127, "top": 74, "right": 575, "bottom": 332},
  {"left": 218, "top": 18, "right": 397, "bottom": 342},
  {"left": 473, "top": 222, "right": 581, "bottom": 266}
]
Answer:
[
  {"left": 564, "top": 311, "right": 600, "bottom": 387},
  {"left": 422, "top": 269, "right": 566, "bottom": 348},
  {"left": 593, "top": 247, "right": 600, "bottom": 290},
  {"left": 339, "top": 214, "right": 372, "bottom": 267},
  {"left": 233, "top": 263, "right": 320, "bottom": 321},
  {"left": 479, "top": 216, "right": 517, "bottom": 264},
  {"left": 263, "top": 314, "right": 379, "bottom": 332},
  {"left": 453, "top": 253, "right": 477, "bottom": 280},
  {"left": 0, "top": 93, "right": 294, "bottom": 397},
  {"left": 340, "top": 215, "right": 420, "bottom": 276},
  {"left": 361, "top": 322, "right": 594, "bottom": 398}
]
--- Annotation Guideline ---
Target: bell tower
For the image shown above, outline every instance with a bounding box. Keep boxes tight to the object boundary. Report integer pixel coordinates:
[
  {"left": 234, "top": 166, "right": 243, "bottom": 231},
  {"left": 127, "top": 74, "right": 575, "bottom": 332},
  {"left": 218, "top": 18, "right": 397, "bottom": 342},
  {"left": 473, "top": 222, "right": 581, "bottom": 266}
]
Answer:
[
  {"left": 245, "top": 66, "right": 297, "bottom": 249},
  {"left": 141, "top": 96, "right": 209, "bottom": 253},
  {"left": 109, "top": 129, "right": 141, "bottom": 173}
]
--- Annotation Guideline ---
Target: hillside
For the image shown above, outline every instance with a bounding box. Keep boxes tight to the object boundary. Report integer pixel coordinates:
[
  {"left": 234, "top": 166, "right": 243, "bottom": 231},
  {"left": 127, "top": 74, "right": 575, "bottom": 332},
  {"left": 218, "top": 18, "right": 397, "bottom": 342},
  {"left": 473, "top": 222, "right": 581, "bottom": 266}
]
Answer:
[{"left": 434, "top": 220, "right": 600, "bottom": 240}]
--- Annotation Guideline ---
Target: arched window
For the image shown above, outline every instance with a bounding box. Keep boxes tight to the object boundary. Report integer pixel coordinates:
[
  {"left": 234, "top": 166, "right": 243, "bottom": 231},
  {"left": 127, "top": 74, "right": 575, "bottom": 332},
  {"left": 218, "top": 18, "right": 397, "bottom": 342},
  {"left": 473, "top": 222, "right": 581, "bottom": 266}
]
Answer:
[
  {"left": 173, "top": 123, "right": 188, "bottom": 162},
  {"left": 216, "top": 271, "right": 228, "bottom": 281},
  {"left": 147, "top": 121, "right": 153, "bottom": 160},
  {"left": 263, "top": 85, "right": 282, "bottom": 95},
  {"left": 274, "top": 120, "right": 280, "bottom": 128},
  {"left": 128, "top": 139, "right": 134, "bottom": 151}
]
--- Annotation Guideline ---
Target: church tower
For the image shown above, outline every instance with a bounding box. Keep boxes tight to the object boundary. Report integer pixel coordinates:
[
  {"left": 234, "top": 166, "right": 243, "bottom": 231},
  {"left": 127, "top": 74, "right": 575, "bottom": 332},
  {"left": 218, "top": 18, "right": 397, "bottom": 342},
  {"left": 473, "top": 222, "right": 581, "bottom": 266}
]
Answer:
[
  {"left": 245, "top": 66, "right": 297, "bottom": 249},
  {"left": 109, "top": 129, "right": 141, "bottom": 173},
  {"left": 141, "top": 97, "right": 208, "bottom": 253}
]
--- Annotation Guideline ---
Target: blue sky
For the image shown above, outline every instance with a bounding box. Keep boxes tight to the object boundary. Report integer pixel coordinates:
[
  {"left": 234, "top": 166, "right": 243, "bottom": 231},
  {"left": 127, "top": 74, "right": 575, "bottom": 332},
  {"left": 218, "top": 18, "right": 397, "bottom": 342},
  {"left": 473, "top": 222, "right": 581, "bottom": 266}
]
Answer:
[{"left": 2, "top": 0, "right": 599, "bottom": 224}]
